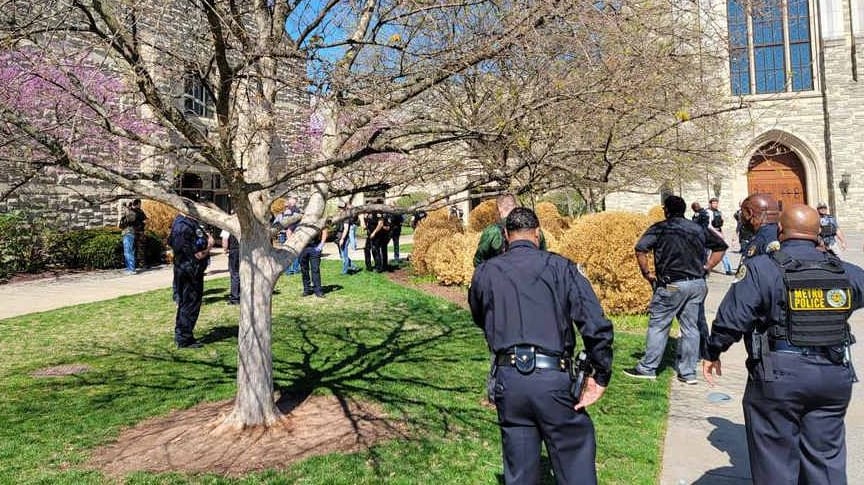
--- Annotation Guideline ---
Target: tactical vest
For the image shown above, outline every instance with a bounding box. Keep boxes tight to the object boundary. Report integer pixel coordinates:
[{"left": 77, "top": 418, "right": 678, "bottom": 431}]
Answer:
[
  {"left": 771, "top": 251, "right": 852, "bottom": 346},
  {"left": 820, "top": 217, "right": 837, "bottom": 238}
]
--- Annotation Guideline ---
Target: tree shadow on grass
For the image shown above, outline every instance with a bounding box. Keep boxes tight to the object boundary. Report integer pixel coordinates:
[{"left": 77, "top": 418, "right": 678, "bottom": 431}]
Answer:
[{"left": 12, "top": 286, "right": 496, "bottom": 481}]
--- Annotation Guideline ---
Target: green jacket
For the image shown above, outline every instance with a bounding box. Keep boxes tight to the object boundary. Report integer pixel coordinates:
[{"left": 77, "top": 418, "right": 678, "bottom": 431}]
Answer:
[{"left": 473, "top": 222, "right": 547, "bottom": 267}]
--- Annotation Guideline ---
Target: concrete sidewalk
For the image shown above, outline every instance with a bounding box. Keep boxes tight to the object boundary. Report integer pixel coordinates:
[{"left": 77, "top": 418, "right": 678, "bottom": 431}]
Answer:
[
  {"left": 660, "top": 234, "right": 864, "bottom": 484},
  {"left": 0, "top": 238, "right": 399, "bottom": 320}
]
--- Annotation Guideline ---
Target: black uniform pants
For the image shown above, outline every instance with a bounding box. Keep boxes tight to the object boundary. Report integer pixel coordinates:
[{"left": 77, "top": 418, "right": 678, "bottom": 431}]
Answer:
[
  {"left": 744, "top": 351, "right": 853, "bottom": 484},
  {"left": 174, "top": 265, "right": 204, "bottom": 345},
  {"left": 299, "top": 246, "right": 322, "bottom": 295},
  {"left": 494, "top": 366, "right": 597, "bottom": 485},
  {"left": 228, "top": 249, "right": 240, "bottom": 302},
  {"left": 373, "top": 234, "right": 389, "bottom": 271}
]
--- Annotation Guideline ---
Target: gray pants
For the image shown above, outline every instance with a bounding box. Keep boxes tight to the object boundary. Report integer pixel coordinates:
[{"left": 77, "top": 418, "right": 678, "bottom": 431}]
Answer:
[{"left": 636, "top": 278, "right": 707, "bottom": 379}]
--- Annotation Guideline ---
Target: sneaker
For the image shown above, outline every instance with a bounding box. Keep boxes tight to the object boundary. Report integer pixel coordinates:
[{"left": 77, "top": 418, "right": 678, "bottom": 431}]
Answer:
[
  {"left": 677, "top": 375, "right": 698, "bottom": 385},
  {"left": 622, "top": 367, "right": 656, "bottom": 380},
  {"left": 124, "top": 270, "right": 137, "bottom": 275}
]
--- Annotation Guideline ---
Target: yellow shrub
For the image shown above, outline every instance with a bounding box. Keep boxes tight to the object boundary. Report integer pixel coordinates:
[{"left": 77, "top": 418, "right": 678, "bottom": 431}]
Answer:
[
  {"left": 468, "top": 199, "right": 499, "bottom": 232},
  {"left": 557, "top": 212, "right": 655, "bottom": 315},
  {"left": 141, "top": 200, "right": 179, "bottom": 240},
  {"left": 271, "top": 198, "right": 286, "bottom": 215},
  {"left": 647, "top": 205, "right": 665, "bottom": 222},
  {"left": 426, "top": 232, "right": 481, "bottom": 286},
  {"left": 411, "top": 208, "right": 464, "bottom": 275},
  {"left": 536, "top": 201, "right": 568, "bottom": 238}
]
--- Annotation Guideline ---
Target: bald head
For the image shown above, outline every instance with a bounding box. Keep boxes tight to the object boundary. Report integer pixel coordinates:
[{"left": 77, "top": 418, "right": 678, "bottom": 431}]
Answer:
[
  {"left": 779, "top": 204, "right": 821, "bottom": 242},
  {"left": 740, "top": 193, "right": 780, "bottom": 231}
]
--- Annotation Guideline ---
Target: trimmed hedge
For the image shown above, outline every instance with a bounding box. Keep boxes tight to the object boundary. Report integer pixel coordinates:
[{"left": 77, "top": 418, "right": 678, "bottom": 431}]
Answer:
[{"left": 0, "top": 211, "right": 165, "bottom": 281}]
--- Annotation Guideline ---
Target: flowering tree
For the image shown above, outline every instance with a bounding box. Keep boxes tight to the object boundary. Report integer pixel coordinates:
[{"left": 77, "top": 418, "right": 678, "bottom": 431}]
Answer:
[{"left": 0, "top": 0, "right": 566, "bottom": 429}]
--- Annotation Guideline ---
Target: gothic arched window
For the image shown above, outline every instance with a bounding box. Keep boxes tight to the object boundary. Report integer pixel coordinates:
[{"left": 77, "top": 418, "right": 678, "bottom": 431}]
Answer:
[{"left": 727, "top": 0, "right": 814, "bottom": 95}]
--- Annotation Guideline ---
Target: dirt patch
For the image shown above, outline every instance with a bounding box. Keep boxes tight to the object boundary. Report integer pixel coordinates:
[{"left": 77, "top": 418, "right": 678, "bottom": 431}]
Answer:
[
  {"left": 89, "top": 395, "right": 405, "bottom": 477},
  {"left": 386, "top": 267, "right": 468, "bottom": 310},
  {"left": 30, "top": 364, "right": 91, "bottom": 377}
]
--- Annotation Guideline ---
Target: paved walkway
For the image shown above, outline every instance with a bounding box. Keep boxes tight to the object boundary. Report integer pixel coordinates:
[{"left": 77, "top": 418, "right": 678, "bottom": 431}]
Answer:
[
  {"left": 0, "top": 239, "right": 394, "bottom": 320},
  {"left": 3, "top": 233, "right": 864, "bottom": 484}
]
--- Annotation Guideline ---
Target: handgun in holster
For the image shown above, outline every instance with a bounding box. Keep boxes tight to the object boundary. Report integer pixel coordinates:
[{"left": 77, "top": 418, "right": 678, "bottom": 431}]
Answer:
[{"left": 569, "top": 351, "right": 592, "bottom": 403}]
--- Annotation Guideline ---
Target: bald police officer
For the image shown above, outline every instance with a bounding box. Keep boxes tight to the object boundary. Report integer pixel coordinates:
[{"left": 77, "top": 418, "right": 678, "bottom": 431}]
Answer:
[
  {"left": 703, "top": 204, "right": 864, "bottom": 484},
  {"left": 739, "top": 193, "right": 780, "bottom": 261},
  {"left": 469, "top": 207, "right": 614, "bottom": 484}
]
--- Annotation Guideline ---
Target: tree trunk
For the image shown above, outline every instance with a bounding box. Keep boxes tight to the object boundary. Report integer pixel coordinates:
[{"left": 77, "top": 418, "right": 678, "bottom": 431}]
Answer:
[{"left": 221, "top": 225, "right": 284, "bottom": 429}]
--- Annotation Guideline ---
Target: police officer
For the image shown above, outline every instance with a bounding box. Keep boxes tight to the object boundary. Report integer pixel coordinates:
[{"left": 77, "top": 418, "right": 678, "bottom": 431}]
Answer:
[
  {"left": 168, "top": 211, "right": 213, "bottom": 348},
  {"left": 703, "top": 203, "right": 864, "bottom": 484},
  {"left": 469, "top": 207, "right": 614, "bottom": 485},
  {"left": 739, "top": 193, "right": 780, "bottom": 261},
  {"left": 473, "top": 194, "right": 546, "bottom": 267},
  {"left": 817, "top": 201, "right": 847, "bottom": 254},
  {"left": 625, "top": 195, "right": 727, "bottom": 383}
]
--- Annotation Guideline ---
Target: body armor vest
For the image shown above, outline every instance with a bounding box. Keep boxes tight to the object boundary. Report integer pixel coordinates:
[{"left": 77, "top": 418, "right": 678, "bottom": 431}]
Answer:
[
  {"left": 819, "top": 222, "right": 837, "bottom": 238},
  {"left": 771, "top": 251, "right": 852, "bottom": 347}
]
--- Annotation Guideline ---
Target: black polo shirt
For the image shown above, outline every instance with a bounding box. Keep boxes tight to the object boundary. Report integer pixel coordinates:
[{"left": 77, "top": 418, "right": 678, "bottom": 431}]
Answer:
[{"left": 635, "top": 216, "right": 728, "bottom": 282}]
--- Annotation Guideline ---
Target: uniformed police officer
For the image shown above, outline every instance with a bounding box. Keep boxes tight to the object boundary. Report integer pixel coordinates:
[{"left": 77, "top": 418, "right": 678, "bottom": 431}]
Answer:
[
  {"left": 703, "top": 203, "right": 864, "bottom": 484},
  {"left": 168, "top": 212, "right": 213, "bottom": 348},
  {"left": 469, "top": 207, "right": 614, "bottom": 485},
  {"left": 739, "top": 193, "right": 780, "bottom": 261}
]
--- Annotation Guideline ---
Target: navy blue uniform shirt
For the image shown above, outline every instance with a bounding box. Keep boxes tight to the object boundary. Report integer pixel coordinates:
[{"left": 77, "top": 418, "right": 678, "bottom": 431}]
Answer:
[
  {"left": 742, "top": 223, "right": 779, "bottom": 260},
  {"left": 468, "top": 240, "right": 615, "bottom": 386},
  {"left": 705, "top": 239, "right": 864, "bottom": 361},
  {"left": 169, "top": 215, "right": 208, "bottom": 269},
  {"left": 635, "top": 217, "right": 728, "bottom": 282}
]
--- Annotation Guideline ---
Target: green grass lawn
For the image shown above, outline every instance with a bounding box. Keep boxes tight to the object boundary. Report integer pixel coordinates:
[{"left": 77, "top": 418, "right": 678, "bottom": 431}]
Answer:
[{"left": 0, "top": 261, "right": 670, "bottom": 484}]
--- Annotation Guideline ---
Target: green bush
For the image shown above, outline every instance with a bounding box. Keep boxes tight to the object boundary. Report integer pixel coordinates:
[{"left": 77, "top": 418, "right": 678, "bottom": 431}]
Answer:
[
  {"left": 0, "top": 211, "right": 52, "bottom": 280},
  {"left": 78, "top": 233, "right": 124, "bottom": 269}
]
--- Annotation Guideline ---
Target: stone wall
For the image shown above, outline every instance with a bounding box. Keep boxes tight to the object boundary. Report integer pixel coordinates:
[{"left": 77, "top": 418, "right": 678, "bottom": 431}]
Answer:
[
  {"left": 0, "top": 1, "right": 309, "bottom": 230},
  {"left": 606, "top": 0, "right": 864, "bottom": 233}
]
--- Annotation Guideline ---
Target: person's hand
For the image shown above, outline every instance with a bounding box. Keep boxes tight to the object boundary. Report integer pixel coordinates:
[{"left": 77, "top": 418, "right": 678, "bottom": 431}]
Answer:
[
  {"left": 642, "top": 270, "right": 656, "bottom": 284},
  {"left": 573, "top": 377, "right": 606, "bottom": 411},
  {"left": 703, "top": 360, "right": 722, "bottom": 386}
]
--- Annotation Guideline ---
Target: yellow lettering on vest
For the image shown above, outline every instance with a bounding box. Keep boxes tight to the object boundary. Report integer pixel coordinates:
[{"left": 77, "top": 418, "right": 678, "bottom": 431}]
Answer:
[{"left": 791, "top": 288, "right": 830, "bottom": 310}]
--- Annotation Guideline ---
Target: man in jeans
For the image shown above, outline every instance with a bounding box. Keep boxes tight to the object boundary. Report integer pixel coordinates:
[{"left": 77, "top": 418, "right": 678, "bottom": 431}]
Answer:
[{"left": 624, "top": 196, "right": 728, "bottom": 384}]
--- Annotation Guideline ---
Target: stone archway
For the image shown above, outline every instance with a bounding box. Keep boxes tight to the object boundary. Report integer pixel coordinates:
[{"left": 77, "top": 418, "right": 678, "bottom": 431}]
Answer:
[{"left": 747, "top": 142, "right": 807, "bottom": 210}]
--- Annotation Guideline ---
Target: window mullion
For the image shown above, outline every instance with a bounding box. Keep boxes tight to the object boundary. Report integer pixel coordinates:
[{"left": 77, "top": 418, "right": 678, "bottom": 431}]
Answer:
[{"left": 782, "top": 0, "right": 792, "bottom": 92}]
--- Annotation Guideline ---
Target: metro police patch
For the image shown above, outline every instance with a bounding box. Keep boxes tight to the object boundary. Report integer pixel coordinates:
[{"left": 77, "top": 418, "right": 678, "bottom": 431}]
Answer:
[{"left": 732, "top": 264, "right": 747, "bottom": 283}]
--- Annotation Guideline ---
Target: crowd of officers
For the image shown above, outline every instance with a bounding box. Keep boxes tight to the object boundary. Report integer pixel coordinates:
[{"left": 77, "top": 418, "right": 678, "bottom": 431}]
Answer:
[
  {"left": 160, "top": 190, "right": 863, "bottom": 484},
  {"left": 470, "top": 192, "right": 864, "bottom": 485}
]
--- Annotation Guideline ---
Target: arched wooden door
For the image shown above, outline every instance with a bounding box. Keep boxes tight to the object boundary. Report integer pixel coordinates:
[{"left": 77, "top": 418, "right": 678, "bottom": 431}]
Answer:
[{"left": 747, "top": 144, "right": 807, "bottom": 210}]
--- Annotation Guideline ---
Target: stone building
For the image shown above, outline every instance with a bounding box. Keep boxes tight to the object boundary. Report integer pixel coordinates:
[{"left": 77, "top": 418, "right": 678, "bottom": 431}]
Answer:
[
  {"left": 0, "top": 2, "right": 308, "bottom": 229},
  {"left": 607, "top": 0, "right": 864, "bottom": 233}
]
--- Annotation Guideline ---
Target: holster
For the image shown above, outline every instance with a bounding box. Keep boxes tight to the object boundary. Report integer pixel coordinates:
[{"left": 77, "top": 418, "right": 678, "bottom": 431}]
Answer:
[
  {"left": 752, "top": 331, "right": 775, "bottom": 382},
  {"left": 486, "top": 356, "right": 499, "bottom": 403}
]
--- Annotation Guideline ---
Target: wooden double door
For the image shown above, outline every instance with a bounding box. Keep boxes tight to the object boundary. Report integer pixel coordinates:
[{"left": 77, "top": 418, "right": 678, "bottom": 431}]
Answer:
[{"left": 747, "top": 147, "right": 807, "bottom": 210}]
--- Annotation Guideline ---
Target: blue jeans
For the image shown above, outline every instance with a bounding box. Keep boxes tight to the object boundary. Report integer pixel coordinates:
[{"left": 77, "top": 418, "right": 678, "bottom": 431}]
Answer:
[
  {"left": 338, "top": 241, "right": 354, "bottom": 274},
  {"left": 122, "top": 232, "right": 136, "bottom": 272},
  {"left": 636, "top": 278, "right": 707, "bottom": 379},
  {"left": 721, "top": 253, "right": 732, "bottom": 273},
  {"left": 348, "top": 225, "right": 357, "bottom": 250}
]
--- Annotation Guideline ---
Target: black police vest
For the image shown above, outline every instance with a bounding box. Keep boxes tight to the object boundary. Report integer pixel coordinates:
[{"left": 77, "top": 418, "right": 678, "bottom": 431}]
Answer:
[
  {"left": 771, "top": 251, "right": 852, "bottom": 346},
  {"left": 820, "top": 218, "right": 837, "bottom": 238}
]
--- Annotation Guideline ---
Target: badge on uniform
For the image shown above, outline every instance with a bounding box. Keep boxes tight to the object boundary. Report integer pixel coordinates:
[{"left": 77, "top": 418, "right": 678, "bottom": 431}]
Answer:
[
  {"left": 747, "top": 246, "right": 757, "bottom": 257},
  {"left": 766, "top": 241, "right": 780, "bottom": 253},
  {"left": 732, "top": 264, "right": 747, "bottom": 283}
]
